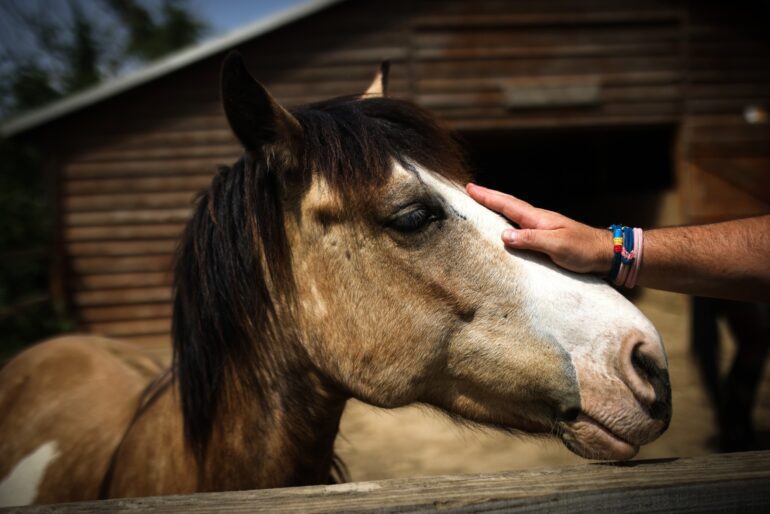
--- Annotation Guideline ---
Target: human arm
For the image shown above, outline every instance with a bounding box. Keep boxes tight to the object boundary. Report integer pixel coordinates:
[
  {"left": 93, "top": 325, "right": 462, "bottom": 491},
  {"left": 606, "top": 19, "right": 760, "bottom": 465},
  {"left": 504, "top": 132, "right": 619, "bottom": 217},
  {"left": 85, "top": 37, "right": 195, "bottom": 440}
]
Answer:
[{"left": 466, "top": 183, "right": 770, "bottom": 303}]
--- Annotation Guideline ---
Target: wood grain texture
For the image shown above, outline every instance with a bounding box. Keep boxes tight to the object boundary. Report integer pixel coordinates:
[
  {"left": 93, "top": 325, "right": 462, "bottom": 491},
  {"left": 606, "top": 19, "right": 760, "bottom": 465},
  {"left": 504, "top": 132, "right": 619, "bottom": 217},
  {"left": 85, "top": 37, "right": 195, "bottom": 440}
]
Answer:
[
  {"left": 21, "top": 0, "right": 769, "bottom": 339},
  {"left": 65, "top": 176, "right": 212, "bottom": 195},
  {"left": 79, "top": 303, "right": 172, "bottom": 322},
  {"left": 73, "top": 286, "right": 172, "bottom": 307},
  {"left": 84, "top": 318, "right": 171, "bottom": 337},
  {"left": 76, "top": 272, "right": 170, "bottom": 290},
  {"left": 5, "top": 451, "right": 769, "bottom": 513},
  {"left": 65, "top": 192, "right": 198, "bottom": 212},
  {"left": 678, "top": 2, "right": 770, "bottom": 223},
  {"left": 71, "top": 255, "right": 173, "bottom": 274},
  {"left": 66, "top": 208, "right": 192, "bottom": 227},
  {"left": 65, "top": 224, "right": 185, "bottom": 242}
]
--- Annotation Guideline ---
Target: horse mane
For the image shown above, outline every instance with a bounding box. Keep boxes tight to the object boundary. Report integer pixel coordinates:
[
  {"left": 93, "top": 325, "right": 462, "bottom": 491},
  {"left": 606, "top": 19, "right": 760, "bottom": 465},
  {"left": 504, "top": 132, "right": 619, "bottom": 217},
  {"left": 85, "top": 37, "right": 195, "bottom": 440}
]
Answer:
[{"left": 172, "top": 95, "right": 469, "bottom": 462}]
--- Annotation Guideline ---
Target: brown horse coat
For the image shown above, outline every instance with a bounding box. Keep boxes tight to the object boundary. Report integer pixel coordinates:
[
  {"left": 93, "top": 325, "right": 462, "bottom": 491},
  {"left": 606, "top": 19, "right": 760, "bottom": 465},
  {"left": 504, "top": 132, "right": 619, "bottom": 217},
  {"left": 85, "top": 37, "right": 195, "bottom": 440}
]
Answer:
[{"left": 0, "top": 55, "right": 671, "bottom": 506}]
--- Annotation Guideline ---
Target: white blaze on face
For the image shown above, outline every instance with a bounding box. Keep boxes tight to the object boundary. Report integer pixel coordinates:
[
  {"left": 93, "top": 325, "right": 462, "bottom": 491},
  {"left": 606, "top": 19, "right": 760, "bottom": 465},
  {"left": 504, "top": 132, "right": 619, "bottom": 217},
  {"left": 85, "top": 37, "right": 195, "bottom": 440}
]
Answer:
[
  {"left": 410, "top": 163, "right": 662, "bottom": 373},
  {"left": 0, "top": 441, "right": 59, "bottom": 507}
]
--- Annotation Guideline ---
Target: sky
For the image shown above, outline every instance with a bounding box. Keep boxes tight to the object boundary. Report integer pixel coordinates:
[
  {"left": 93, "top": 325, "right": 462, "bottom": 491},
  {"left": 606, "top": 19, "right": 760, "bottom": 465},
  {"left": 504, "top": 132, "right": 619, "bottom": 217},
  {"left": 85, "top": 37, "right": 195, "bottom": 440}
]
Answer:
[
  {"left": 2, "top": 0, "right": 309, "bottom": 41},
  {"left": 0, "top": 0, "right": 311, "bottom": 70},
  {"left": 190, "top": 0, "right": 308, "bottom": 37},
  {"left": 0, "top": 0, "right": 312, "bottom": 115}
]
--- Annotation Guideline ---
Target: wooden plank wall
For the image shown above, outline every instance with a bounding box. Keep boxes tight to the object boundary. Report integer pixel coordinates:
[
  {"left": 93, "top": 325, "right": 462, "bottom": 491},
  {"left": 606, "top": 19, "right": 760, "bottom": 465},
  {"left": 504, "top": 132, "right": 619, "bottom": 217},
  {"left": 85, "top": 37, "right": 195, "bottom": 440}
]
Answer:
[
  {"left": 47, "top": 0, "right": 768, "bottom": 347},
  {"left": 56, "top": 0, "right": 411, "bottom": 351},
  {"left": 411, "top": 0, "right": 686, "bottom": 130},
  {"left": 679, "top": 0, "right": 770, "bottom": 223}
]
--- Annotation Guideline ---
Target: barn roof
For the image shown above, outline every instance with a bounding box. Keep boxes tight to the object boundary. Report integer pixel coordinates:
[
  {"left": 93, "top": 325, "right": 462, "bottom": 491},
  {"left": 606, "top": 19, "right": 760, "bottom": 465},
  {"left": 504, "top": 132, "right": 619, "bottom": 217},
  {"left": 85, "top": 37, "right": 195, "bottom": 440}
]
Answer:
[{"left": 0, "top": 0, "right": 345, "bottom": 138}]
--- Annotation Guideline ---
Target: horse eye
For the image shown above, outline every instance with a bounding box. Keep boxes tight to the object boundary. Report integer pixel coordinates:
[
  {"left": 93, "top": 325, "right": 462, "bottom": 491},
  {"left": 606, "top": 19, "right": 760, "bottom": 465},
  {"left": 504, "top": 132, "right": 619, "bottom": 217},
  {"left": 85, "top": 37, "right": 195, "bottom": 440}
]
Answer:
[{"left": 388, "top": 204, "right": 440, "bottom": 233}]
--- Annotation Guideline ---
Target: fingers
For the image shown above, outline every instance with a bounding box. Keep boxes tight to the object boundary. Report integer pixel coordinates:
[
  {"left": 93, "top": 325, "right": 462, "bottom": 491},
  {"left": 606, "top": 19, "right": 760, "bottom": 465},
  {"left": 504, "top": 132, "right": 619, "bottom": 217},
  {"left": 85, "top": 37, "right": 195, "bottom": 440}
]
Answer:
[
  {"left": 502, "top": 227, "right": 560, "bottom": 256},
  {"left": 466, "top": 183, "right": 541, "bottom": 228}
]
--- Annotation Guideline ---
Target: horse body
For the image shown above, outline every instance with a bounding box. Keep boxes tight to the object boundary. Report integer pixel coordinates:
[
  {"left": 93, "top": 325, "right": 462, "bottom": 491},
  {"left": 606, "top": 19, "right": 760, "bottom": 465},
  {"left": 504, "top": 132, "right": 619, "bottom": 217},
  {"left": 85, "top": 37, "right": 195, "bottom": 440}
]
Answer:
[
  {"left": 0, "top": 336, "right": 345, "bottom": 504},
  {"left": 0, "top": 337, "right": 166, "bottom": 503},
  {"left": 0, "top": 54, "right": 672, "bottom": 506}
]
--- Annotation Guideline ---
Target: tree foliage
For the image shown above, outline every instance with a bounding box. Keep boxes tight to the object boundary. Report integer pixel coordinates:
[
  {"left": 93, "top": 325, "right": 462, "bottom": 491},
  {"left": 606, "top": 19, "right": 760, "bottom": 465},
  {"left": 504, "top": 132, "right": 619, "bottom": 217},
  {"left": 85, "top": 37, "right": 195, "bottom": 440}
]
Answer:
[
  {"left": 0, "top": 139, "right": 71, "bottom": 358},
  {"left": 105, "top": 0, "right": 205, "bottom": 62},
  {"left": 0, "top": 0, "right": 206, "bottom": 116},
  {"left": 0, "top": 0, "right": 207, "bottom": 357},
  {"left": 62, "top": 1, "right": 102, "bottom": 93}
]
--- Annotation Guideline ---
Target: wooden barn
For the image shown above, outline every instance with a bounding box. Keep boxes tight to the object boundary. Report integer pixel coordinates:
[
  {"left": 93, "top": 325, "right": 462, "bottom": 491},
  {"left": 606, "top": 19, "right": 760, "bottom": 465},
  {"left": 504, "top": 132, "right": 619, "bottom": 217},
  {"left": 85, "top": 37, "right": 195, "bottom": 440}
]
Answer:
[{"left": 2, "top": 0, "right": 769, "bottom": 356}]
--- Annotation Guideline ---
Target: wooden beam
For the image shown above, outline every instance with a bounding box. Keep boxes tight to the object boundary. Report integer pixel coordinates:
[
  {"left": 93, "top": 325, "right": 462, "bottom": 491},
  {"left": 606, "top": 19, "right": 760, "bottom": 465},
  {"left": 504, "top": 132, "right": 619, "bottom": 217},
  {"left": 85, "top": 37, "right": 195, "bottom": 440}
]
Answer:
[
  {"left": 679, "top": 162, "right": 770, "bottom": 224},
  {"left": 76, "top": 272, "right": 170, "bottom": 291},
  {"left": 73, "top": 287, "right": 172, "bottom": 307},
  {"left": 67, "top": 240, "right": 178, "bottom": 257},
  {"left": 65, "top": 176, "right": 212, "bottom": 195},
  {"left": 66, "top": 209, "right": 192, "bottom": 227},
  {"left": 71, "top": 255, "right": 173, "bottom": 274},
  {"left": 65, "top": 224, "right": 185, "bottom": 242},
  {"left": 65, "top": 158, "right": 227, "bottom": 179},
  {"left": 693, "top": 158, "right": 770, "bottom": 204},
  {"left": 412, "top": 11, "right": 684, "bottom": 28},
  {"left": 501, "top": 77, "right": 601, "bottom": 109},
  {"left": 79, "top": 303, "right": 172, "bottom": 322},
  {"left": 84, "top": 318, "right": 171, "bottom": 337},
  {"left": 10, "top": 451, "right": 770, "bottom": 513}
]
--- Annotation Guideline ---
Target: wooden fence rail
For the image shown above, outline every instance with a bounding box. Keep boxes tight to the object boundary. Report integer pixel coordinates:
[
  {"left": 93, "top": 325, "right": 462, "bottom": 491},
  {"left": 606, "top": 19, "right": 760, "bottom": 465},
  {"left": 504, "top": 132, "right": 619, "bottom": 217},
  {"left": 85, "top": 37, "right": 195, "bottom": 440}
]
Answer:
[{"left": 4, "top": 451, "right": 770, "bottom": 513}]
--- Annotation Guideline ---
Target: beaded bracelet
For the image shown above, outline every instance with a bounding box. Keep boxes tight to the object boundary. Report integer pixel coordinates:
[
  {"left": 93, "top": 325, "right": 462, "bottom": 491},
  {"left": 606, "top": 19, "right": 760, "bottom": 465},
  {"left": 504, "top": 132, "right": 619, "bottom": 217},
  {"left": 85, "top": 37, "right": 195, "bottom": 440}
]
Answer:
[
  {"left": 617, "top": 226, "right": 635, "bottom": 285},
  {"left": 609, "top": 224, "right": 624, "bottom": 281},
  {"left": 608, "top": 224, "right": 643, "bottom": 288},
  {"left": 625, "top": 228, "right": 644, "bottom": 288}
]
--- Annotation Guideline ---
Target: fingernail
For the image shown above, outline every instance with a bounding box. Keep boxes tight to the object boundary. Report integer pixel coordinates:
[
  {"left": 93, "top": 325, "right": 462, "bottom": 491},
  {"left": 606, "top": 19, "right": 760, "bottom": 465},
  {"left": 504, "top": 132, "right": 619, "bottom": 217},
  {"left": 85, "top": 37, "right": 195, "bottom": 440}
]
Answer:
[{"left": 502, "top": 228, "right": 517, "bottom": 243}]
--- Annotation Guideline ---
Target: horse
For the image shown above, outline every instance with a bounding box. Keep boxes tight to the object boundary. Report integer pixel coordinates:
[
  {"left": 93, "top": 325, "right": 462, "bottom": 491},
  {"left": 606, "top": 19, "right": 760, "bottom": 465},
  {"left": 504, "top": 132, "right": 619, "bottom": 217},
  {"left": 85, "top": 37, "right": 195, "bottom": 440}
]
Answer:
[
  {"left": 0, "top": 53, "right": 671, "bottom": 507},
  {"left": 691, "top": 297, "right": 770, "bottom": 451}
]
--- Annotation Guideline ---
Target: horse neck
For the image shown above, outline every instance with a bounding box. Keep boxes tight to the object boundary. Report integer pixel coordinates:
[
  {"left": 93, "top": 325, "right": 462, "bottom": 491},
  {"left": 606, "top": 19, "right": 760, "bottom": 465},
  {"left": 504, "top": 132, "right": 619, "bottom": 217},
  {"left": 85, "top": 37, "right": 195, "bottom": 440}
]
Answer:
[{"left": 199, "top": 353, "right": 347, "bottom": 490}]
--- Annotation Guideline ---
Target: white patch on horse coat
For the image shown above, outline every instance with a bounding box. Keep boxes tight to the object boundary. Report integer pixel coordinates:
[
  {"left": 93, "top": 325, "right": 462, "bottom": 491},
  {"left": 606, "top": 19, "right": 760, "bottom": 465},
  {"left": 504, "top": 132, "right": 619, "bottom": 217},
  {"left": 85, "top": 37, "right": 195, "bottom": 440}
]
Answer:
[
  {"left": 409, "top": 163, "right": 662, "bottom": 372},
  {"left": 0, "top": 441, "right": 59, "bottom": 507}
]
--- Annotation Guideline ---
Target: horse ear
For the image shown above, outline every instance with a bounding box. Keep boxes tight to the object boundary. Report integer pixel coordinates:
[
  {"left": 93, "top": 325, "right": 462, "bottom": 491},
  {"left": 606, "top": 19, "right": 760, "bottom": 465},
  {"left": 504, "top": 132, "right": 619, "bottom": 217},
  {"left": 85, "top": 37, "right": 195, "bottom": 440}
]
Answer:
[
  {"left": 221, "top": 52, "right": 301, "bottom": 154},
  {"left": 363, "top": 61, "right": 390, "bottom": 97}
]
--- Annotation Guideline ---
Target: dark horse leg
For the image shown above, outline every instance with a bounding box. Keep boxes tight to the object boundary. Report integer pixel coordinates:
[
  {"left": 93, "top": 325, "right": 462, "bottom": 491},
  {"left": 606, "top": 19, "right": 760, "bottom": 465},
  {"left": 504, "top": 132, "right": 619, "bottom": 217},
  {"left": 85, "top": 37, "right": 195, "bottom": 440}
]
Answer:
[
  {"left": 691, "top": 297, "right": 721, "bottom": 407},
  {"left": 691, "top": 297, "right": 770, "bottom": 452},
  {"left": 721, "top": 301, "right": 770, "bottom": 451}
]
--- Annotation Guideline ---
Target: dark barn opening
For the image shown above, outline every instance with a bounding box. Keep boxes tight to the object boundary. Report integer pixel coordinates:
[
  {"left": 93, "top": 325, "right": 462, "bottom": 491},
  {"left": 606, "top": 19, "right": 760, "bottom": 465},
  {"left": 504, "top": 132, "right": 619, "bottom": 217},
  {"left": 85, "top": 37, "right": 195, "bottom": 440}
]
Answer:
[{"left": 463, "top": 124, "right": 677, "bottom": 229}]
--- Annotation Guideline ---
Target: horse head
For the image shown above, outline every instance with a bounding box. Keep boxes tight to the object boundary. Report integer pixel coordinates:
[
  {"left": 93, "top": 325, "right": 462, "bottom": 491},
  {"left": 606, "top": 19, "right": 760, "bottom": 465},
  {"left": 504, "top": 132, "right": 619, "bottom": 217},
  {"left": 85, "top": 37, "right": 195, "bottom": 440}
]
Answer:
[{"left": 173, "top": 53, "right": 671, "bottom": 466}]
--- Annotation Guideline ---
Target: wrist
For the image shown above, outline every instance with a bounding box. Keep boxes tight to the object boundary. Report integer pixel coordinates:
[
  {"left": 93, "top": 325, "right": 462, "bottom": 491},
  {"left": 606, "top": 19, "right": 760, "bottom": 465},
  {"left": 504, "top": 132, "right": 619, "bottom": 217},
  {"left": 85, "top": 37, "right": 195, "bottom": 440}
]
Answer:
[{"left": 592, "top": 227, "right": 614, "bottom": 275}]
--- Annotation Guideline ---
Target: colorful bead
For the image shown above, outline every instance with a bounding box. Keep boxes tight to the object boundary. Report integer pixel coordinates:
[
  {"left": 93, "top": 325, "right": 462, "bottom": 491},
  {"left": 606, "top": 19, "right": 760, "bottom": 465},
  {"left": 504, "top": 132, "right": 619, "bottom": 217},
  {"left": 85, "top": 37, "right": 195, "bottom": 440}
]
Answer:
[
  {"left": 608, "top": 224, "right": 638, "bottom": 284},
  {"left": 608, "top": 224, "right": 625, "bottom": 280}
]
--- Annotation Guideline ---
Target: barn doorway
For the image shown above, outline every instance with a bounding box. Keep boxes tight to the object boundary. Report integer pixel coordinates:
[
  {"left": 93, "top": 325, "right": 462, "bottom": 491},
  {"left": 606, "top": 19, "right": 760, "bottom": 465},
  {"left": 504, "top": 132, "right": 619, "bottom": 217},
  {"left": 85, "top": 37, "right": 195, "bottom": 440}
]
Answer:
[{"left": 462, "top": 125, "right": 677, "bottom": 230}]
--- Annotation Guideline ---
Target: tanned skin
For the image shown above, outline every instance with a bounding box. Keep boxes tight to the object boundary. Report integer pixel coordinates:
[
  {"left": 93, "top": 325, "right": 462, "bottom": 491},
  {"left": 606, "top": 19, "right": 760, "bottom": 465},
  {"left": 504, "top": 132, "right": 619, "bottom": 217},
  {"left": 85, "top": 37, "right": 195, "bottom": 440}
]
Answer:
[{"left": 466, "top": 183, "right": 770, "bottom": 303}]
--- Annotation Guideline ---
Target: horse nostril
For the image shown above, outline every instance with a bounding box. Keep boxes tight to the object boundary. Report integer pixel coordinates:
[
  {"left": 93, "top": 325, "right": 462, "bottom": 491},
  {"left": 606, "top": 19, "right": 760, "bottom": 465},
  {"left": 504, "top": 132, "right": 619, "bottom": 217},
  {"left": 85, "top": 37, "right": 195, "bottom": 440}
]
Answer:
[
  {"left": 627, "top": 342, "right": 672, "bottom": 423},
  {"left": 649, "top": 400, "right": 671, "bottom": 423},
  {"left": 631, "top": 345, "right": 658, "bottom": 383},
  {"left": 618, "top": 332, "right": 671, "bottom": 421}
]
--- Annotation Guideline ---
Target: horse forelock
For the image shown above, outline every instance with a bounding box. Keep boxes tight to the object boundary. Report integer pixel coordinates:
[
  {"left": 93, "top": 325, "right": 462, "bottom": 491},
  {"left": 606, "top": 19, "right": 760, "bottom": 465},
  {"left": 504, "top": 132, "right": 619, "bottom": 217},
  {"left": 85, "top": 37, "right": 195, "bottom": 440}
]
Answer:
[
  {"left": 172, "top": 95, "right": 470, "bottom": 463},
  {"left": 292, "top": 96, "right": 470, "bottom": 204}
]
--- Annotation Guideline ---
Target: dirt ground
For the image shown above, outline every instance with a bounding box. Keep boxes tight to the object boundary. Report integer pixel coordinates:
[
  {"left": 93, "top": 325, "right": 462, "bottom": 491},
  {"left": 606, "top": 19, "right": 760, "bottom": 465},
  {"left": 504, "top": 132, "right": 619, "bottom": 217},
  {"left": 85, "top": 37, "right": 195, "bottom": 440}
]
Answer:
[{"left": 333, "top": 191, "right": 770, "bottom": 481}]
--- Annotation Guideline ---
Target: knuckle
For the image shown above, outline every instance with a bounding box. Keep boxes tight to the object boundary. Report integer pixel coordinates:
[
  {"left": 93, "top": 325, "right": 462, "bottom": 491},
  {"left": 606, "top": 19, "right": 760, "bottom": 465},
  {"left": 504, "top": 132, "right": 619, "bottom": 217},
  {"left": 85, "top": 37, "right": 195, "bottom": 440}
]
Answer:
[{"left": 520, "top": 229, "right": 535, "bottom": 244}]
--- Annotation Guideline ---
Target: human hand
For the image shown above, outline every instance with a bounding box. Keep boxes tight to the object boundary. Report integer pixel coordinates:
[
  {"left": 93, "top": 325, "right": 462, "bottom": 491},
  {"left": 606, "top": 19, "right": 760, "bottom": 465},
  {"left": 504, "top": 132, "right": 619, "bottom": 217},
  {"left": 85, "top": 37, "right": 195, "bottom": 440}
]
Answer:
[{"left": 466, "top": 183, "right": 613, "bottom": 275}]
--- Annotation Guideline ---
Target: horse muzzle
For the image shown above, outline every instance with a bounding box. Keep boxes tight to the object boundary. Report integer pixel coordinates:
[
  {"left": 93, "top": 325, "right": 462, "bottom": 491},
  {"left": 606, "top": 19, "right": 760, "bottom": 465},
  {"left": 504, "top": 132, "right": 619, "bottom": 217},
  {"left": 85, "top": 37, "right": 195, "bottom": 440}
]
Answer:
[{"left": 560, "top": 329, "right": 672, "bottom": 460}]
